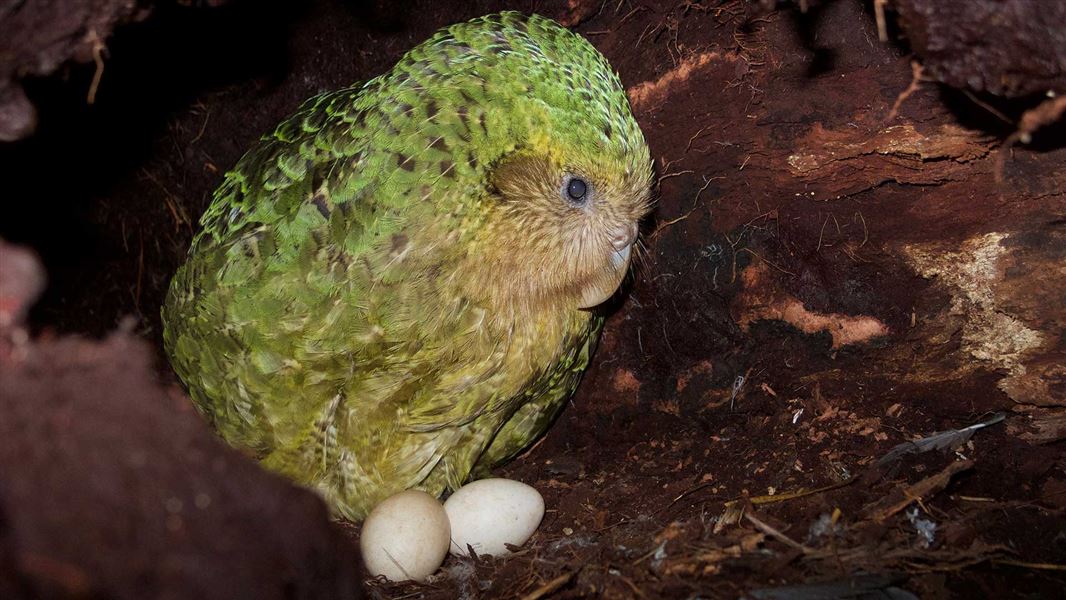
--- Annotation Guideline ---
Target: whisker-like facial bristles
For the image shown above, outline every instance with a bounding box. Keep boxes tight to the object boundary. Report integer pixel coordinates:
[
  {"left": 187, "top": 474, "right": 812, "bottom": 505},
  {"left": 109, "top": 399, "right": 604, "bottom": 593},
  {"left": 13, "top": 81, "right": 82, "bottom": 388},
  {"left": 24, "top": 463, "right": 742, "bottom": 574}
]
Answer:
[{"left": 627, "top": 237, "right": 649, "bottom": 281}]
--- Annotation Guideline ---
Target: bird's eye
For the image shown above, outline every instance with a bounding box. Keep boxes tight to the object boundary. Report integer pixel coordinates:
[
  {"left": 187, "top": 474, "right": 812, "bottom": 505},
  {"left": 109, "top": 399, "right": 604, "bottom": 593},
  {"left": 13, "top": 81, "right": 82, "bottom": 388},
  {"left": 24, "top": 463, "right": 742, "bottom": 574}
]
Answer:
[{"left": 565, "top": 177, "right": 589, "bottom": 205}]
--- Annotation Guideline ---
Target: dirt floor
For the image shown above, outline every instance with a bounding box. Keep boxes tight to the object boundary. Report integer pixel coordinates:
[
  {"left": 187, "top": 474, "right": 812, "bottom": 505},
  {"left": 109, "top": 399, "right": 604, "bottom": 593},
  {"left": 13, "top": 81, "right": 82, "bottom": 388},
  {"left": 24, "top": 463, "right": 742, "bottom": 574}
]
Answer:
[{"left": 2, "top": 1, "right": 1064, "bottom": 598}]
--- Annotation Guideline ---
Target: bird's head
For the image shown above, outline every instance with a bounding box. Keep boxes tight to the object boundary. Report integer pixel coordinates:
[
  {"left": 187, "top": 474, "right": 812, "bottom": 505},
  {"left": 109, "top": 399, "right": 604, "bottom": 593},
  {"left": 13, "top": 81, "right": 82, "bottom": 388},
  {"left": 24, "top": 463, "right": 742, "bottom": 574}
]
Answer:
[
  {"left": 475, "top": 130, "right": 652, "bottom": 314},
  {"left": 420, "top": 12, "right": 654, "bottom": 316}
]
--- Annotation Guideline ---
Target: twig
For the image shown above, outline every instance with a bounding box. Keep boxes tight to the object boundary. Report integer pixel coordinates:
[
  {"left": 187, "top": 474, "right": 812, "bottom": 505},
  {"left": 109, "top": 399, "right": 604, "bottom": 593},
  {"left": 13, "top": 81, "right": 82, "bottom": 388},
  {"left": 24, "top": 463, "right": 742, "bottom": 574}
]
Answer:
[
  {"left": 746, "top": 477, "right": 856, "bottom": 507},
  {"left": 962, "top": 89, "right": 1013, "bottom": 126},
  {"left": 668, "top": 481, "right": 718, "bottom": 508},
  {"left": 617, "top": 574, "right": 646, "bottom": 598},
  {"left": 684, "top": 125, "right": 712, "bottom": 153},
  {"left": 693, "top": 175, "right": 721, "bottom": 204},
  {"left": 994, "top": 559, "right": 1066, "bottom": 572},
  {"left": 996, "top": 95, "right": 1066, "bottom": 183},
  {"left": 864, "top": 460, "right": 974, "bottom": 522},
  {"left": 874, "top": 0, "right": 890, "bottom": 42},
  {"left": 737, "top": 247, "right": 796, "bottom": 277},
  {"left": 521, "top": 572, "right": 575, "bottom": 600},
  {"left": 817, "top": 213, "right": 831, "bottom": 251},
  {"left": 141, "top": 169, "right": 192, "bottom": 230},
  {"left": 87, "top": 30, "right": 106, "bottom": 104},
  {"left": 649, "top": 176, "right": 721, "bottom": 239},
  {"left": 191, "top": 107, "right": 211, "bottom": 144},
  {"left": 630, "top": 541, "right": 666, "bottom": 566},
  {"left": 657, "top": 169, "right": 694, "bottom": 185},
  {"left": 886, "top": 61, "right": 924, "bottom": 122},
  {"left": 856, "top": 211, "right": 869, "bottom": 247},
  {"left": 618, "top": 6, "right": 647, "bottom": 25},
  {"left": 653, "top": 208, "right": 698, "bottom": 234},
  {"left": 744, "top": 511, "right": 814, "bottom": 554},
  {"left": 635, "top": 22, "right": 659, "bottom": 47}
]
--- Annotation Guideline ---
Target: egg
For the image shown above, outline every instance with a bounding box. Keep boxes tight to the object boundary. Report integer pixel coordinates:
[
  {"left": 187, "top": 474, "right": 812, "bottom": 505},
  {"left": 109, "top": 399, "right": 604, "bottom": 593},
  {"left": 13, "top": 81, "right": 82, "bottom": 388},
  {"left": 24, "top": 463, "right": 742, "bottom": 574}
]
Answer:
[
  {"left": 360, "top": 490, "right": 450, "bottom": 582},
  {"left": 444, "top": 478, "right": 544, "bottom": 557}
]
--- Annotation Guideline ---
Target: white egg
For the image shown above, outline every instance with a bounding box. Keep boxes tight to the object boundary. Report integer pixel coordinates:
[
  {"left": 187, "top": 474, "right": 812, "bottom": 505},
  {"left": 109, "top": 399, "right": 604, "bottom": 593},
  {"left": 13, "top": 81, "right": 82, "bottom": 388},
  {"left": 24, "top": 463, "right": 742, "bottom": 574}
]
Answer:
[
  {"left": 360, "top": 490, "right": 450, "bottom": 582},
  {"left": 444, "top": 478, "right": 544, "bottom": 557}
]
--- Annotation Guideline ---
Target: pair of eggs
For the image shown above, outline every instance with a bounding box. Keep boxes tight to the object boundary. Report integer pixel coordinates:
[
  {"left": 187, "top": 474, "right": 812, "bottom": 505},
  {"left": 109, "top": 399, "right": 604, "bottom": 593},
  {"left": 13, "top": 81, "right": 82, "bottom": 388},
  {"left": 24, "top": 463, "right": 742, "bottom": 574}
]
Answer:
[{"left": 360, "top": 478, "right": 544, "bottom": 582}]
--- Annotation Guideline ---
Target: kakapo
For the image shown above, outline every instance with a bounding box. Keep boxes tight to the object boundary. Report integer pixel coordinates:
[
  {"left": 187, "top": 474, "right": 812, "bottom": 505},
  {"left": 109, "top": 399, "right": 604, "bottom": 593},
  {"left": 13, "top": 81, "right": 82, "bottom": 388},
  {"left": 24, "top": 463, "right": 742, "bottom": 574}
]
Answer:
[{"left": 163, "top": 11, "right": 653, "bottom": 520}]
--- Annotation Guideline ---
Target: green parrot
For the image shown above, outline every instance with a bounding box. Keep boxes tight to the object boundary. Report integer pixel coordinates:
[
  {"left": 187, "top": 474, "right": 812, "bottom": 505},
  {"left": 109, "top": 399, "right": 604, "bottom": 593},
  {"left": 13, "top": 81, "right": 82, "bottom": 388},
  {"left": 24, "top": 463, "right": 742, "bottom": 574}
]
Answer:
[{"left": 163, "top": 11, "right": 653, "bottom": 520}]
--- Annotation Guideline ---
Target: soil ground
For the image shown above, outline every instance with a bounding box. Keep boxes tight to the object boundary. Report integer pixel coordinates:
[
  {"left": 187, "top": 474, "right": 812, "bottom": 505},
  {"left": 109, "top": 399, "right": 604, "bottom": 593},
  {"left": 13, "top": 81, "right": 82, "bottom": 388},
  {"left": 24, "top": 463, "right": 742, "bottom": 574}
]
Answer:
[{"left": 2, "top": 1, "right": 1064, "bottom": 598}]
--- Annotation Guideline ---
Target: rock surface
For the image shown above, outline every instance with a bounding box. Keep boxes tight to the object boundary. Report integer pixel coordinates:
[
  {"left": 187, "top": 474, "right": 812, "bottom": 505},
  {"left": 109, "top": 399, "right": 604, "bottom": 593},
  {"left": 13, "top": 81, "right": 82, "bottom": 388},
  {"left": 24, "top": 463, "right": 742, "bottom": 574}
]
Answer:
[{"left": 0, "top": 330, "right": 362, "bottom": 600}]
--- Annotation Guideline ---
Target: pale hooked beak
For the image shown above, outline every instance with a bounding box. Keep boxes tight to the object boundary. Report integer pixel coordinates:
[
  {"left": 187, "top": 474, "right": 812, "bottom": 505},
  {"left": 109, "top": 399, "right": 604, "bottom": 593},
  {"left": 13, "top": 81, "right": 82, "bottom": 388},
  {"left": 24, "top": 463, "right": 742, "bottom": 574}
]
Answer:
[
  {"left": 610, "top": 244, "right": 631, "bottom": 269},
  {"left": 578, "top": 222, "right": 639, "bottom": 309},
  {"left": 608, "top": 221, "right": 637, "bottom": 271},
  {"left": 610, "top": 222, "right": 639, "bottom": 252}
]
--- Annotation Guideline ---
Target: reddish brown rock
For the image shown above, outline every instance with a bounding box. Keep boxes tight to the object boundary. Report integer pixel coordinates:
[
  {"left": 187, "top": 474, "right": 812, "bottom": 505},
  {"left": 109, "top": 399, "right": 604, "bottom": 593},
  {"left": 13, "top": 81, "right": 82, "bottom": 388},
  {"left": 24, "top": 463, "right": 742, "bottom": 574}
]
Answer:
[
  {"left": 0, "top": 332, "right": 362, "bottom": 600},
  {"left": 892, "top": 0, "right": 1066, "bottom": 97}
]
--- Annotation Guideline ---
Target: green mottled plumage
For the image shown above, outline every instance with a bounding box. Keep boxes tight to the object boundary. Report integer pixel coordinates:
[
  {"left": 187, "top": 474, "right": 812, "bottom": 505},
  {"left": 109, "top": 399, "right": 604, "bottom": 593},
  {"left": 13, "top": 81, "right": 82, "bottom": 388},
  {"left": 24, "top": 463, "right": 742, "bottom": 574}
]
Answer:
[{"left": 163, "top": 12, "right": 652, "bottom": 520}]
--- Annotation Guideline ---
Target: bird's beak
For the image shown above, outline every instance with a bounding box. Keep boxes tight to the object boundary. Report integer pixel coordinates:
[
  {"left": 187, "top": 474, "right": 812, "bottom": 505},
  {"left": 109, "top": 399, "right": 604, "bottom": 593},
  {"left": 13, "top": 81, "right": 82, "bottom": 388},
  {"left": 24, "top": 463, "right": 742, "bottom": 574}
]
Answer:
[{"left": 577, "top": 224, "right": 637, "bottom": 309}]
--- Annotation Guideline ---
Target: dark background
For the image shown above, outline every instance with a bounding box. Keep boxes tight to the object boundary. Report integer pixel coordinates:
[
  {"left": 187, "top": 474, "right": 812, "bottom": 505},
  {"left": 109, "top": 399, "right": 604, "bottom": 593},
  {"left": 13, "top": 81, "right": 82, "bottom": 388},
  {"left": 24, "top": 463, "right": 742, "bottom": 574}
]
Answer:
[{"left": 2, "top": 1, "right": 1064, "bottom": 598}]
